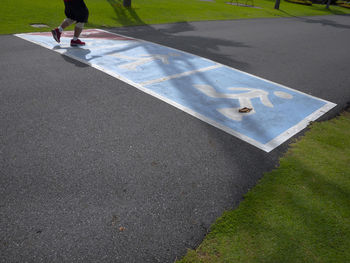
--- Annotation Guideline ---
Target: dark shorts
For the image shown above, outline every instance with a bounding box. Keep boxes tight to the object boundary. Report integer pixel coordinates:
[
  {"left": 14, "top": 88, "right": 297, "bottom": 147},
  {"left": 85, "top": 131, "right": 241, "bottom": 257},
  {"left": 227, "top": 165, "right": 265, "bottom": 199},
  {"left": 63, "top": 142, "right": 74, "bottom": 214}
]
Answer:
[{"left": 64, "top": 0, "right": 89, "bottom": 23}]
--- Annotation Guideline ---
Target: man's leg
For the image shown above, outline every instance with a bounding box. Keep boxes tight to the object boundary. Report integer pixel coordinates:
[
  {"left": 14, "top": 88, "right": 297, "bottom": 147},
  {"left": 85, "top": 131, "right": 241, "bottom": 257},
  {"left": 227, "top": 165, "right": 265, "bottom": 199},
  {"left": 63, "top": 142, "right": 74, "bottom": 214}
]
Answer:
[
  {"left": 70, "top": 22, "right": 86, "bottom": 46},
  {"left": 60, "top": 18, "right": 75, "bottom": 30},
  {"left": 52, "top": 18, "right": 75, "bottom": 43},
  {"left": 73, "top": 23, "right": 84, "bottom": 39}
]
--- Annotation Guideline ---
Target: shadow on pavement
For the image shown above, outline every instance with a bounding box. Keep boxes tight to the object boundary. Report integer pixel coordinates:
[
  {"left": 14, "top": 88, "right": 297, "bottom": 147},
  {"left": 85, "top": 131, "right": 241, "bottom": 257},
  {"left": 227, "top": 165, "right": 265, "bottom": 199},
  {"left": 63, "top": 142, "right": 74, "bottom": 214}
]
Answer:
[{"left": 278, "top": 10, "right": 350, "bottom": 29}]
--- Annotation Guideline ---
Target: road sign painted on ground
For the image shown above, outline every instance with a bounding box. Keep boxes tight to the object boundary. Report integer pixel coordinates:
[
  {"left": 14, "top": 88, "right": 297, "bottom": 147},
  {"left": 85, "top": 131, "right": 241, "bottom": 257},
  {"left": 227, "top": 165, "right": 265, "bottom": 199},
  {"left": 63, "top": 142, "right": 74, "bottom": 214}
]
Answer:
[{"left": 15, "top": 29, "right": 336, "bottom": 152}]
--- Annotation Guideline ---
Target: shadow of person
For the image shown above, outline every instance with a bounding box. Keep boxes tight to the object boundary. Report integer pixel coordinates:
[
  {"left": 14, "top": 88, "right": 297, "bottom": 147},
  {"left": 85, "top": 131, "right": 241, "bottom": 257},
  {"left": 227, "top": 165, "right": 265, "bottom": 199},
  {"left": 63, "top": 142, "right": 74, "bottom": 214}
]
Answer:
[{"left": 53, "top": 45, "right": 102, "bottom": 67}]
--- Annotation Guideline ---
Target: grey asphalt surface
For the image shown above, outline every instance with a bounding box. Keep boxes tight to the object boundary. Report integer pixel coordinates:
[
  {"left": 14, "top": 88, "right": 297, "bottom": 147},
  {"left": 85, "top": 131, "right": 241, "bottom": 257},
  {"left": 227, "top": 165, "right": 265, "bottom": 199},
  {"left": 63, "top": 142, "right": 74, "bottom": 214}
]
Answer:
[{"left": 1, "top": 15, "right": 350, "bottom": 262}]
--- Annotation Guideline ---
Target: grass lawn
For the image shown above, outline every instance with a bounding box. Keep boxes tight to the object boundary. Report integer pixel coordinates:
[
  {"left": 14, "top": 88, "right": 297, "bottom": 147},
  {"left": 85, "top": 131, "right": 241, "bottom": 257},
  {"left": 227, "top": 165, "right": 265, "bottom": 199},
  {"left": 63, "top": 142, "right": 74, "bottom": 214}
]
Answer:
[
  {"left": 178, "top": 111, "right": 350, "bottom": 262},
  {"left": 1, "top": 0, "right": 350, "bottom": 34}
]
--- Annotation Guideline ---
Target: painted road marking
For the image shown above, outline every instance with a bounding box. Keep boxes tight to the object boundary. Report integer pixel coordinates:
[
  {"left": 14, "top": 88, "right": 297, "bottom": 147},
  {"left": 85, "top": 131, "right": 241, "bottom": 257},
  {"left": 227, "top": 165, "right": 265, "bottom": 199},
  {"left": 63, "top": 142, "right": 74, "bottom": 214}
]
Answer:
[
  {"left": 15, "top": 29, "right": 336, "bottom": 152},
  {"left": 140, "top": 65, "right": 222, "bottom": 86}
]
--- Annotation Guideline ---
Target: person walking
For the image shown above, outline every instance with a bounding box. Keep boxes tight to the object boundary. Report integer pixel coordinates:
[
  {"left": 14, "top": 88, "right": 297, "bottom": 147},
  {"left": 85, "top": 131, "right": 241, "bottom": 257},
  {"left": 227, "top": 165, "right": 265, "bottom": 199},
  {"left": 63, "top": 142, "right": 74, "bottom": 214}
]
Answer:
[{"left": 51, "top": 0, "right": 89, "bottom": 46}]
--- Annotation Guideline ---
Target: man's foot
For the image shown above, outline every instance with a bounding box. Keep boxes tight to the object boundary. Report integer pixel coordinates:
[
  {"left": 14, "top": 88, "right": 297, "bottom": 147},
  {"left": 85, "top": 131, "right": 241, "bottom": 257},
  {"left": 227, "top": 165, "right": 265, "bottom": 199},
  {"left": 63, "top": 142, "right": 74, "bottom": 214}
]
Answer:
[
  {"left": 70, "top": 39, "right": 85, "bottom": 47},
  {"left": 51, "top": 28, "right": 61, "bottom": 43}
]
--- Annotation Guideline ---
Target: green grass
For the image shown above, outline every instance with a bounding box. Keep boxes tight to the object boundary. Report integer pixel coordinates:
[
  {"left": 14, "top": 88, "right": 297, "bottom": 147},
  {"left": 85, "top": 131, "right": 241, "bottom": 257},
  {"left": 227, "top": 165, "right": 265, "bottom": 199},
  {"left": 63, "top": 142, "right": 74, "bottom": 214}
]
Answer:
[
  {"left": 1, "top": 0, "right": 350, "bottom": 34},
  {"left": 178, "top": 111, "right": 350, "bottom": 263}
]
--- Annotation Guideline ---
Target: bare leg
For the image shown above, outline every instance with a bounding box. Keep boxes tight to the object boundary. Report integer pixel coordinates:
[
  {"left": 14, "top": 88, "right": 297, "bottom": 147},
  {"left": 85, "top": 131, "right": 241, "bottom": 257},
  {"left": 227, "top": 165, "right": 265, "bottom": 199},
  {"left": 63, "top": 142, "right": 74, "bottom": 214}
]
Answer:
[
  {"left": 52, "top": 18, "right": 75, "bottom": 43},
  {"left": 60, "top": 18, "right": 75, "bottom": 30},
  {"left": 70, "top": 23, "right": 86, "bottom": 45},
  {"left": 74, "top": 26, "right": 83, "bottom": 38}
]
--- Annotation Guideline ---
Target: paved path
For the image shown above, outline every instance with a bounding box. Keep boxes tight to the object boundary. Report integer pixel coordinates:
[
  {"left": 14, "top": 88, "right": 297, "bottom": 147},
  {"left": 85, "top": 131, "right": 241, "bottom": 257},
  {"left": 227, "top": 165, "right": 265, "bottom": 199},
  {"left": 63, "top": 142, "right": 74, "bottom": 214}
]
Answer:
[
  {"left": 15, "top": 29, "right": 335, "bottom": 152},
  {"left": 1, "top": 15, "right": 349, "bottom": 263}
]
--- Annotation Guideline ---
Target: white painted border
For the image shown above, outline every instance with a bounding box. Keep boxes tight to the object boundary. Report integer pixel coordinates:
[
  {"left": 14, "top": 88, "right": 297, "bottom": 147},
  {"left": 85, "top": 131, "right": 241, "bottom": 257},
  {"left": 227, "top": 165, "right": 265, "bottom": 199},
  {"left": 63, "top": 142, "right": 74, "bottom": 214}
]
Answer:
[{"left": 14, "top": 30, "right": 336, "bottom": 152}]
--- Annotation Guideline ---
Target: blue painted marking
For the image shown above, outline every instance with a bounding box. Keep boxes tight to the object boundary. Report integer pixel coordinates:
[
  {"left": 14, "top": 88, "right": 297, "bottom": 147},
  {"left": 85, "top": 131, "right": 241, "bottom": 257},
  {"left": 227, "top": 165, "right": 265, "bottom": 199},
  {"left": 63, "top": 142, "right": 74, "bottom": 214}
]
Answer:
[
  {"left": 146, "top": 67, "right": 327, "bottom": 144},
  {"left": 15, "top": 29, "right": 336, "bottom": 151}
]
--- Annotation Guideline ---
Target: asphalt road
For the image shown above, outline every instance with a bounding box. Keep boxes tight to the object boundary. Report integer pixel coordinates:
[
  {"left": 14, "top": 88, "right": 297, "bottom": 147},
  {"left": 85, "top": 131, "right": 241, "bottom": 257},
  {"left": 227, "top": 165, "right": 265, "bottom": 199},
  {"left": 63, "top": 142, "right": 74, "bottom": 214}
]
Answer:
[{"left": 1, "top": 15, "right": 349, "bottom": 263}]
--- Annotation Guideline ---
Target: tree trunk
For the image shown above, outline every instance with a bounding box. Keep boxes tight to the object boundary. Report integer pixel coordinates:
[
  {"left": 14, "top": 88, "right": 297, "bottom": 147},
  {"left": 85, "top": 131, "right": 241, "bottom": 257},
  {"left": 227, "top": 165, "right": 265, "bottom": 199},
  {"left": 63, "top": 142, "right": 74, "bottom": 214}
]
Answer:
[
  {"left": 326, "top": 0, "right": 331, "bottom": 8},
  {"left": 123, "top": 0, "right": 131, "bottom": 7},
  {"left": 274, "top": 0, "right": 281, "bottom": 9}
]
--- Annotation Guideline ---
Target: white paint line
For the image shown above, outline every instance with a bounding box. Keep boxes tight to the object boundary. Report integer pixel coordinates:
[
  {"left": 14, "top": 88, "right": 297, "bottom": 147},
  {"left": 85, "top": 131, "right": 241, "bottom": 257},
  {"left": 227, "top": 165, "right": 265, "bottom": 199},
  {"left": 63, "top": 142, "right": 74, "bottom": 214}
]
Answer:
[
  {"left": 139, "top": 64, "right": 222, "bottom": 86},
  {"left": 264, "top": 102, "right": 336, "bottom": 151}
]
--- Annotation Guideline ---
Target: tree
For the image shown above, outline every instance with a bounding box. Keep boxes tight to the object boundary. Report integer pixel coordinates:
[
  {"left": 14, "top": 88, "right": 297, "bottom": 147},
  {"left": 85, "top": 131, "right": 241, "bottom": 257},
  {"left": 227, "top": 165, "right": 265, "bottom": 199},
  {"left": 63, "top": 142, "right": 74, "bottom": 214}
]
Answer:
[
  {"left": 123, "top": 0, "right": 131, "bottom": 7},
  {"left": 274, "top": 0, "right": 281, "bottom": 9}
]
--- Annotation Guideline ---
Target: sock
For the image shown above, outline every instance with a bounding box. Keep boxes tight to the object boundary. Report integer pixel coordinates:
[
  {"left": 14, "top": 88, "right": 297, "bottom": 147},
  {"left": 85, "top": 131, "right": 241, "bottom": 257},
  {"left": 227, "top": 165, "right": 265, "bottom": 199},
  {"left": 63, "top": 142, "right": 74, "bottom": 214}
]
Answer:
[
  {"left": 73, "top": 36, "right": 78, "bottom": 41},
  {"left": 58, "top": 26, "right": 63, "bottom": 33}
]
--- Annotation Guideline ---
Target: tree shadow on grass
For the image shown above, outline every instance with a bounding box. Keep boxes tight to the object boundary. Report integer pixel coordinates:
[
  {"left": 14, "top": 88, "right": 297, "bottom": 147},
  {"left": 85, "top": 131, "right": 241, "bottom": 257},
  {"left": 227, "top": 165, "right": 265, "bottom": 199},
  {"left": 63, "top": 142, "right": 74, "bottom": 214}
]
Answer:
[
  {"left": 106, "top": 0, "right": 145, "bottom": 26},
  {"left": 203, "top": 154, "right": 350, "bottom": 262}
]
